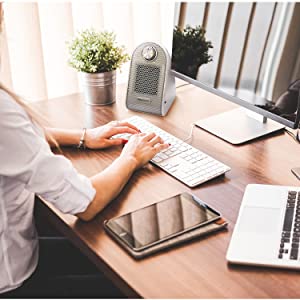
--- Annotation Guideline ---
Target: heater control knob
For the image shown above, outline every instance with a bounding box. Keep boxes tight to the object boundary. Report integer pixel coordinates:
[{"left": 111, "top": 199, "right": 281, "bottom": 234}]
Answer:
[{"left": 142, "top": 46, "right": 157, "bottom": 61}]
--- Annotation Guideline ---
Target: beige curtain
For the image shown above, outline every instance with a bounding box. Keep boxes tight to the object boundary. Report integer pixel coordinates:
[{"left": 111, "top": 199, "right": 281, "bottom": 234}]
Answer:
[{"left": 2, "top": 1, "right": 174, "bottom": 102}]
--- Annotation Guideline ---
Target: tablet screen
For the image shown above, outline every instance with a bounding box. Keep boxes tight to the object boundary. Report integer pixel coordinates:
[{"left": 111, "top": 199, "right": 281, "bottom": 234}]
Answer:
[{"left": 106, "top": 192, "right": 220, "bottom": 250}]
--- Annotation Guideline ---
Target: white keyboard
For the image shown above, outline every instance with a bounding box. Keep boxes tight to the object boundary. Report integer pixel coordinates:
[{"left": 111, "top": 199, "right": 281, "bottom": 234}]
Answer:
[{"left": 114, "top": 116, "right": 230, "bottom": 187}]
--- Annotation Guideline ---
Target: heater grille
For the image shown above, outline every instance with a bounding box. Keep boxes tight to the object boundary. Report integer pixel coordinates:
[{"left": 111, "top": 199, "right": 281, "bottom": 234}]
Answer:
[{"left": 134, "top": 65, "right": 160, "bottom": 95}]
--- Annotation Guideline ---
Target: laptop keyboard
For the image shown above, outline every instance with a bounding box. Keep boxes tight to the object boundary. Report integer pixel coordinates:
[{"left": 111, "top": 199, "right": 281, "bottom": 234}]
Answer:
[{"left": 279, "top": 190, "right": 300, "bottom": 260}]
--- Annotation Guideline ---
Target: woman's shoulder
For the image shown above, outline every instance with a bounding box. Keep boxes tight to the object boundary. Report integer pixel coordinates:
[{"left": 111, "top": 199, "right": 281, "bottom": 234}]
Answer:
[
  {"left": 0, "top": 89, "right": 29, "bottom": 118},
  {"left": 0, "top": 89, "right": 44, "bottom": 137}
]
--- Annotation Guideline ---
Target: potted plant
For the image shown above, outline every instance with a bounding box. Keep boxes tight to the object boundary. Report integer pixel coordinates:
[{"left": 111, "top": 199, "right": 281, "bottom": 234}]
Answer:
[
  {"left": 68, "top": 29, "right": 129, "bottom": 105},
  {"left": 172, "top": 25, "right": 213, "bottom": 79}
]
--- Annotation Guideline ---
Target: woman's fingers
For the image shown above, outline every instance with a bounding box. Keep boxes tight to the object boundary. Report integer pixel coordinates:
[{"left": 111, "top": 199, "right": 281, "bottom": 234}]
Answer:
[
  {"left": 108, "top": 138, "right": 128, "bottom": 146},
  {"left": 109, "top": 126, "right": 138, "bottom": 136},
  {"left": 107, "top": 130, "right": 167, "bottom": 153},
  {"left": 148, "top": 135, "right": 164, "bottom": 146},
  {"left": 141, "top": 133, "right": 167, "bottom": 151},
  {"left": 110, "top": 120, "right": 139, "bottom": 132},
  {"left": 117, "top": 121, "right": 140, "bottom": 133},
  {"left": 142, "top": 132, "right": 156, "bottom": 141},
  {"left": 153, "top": 142, "right": 169, "bottom": 152}
]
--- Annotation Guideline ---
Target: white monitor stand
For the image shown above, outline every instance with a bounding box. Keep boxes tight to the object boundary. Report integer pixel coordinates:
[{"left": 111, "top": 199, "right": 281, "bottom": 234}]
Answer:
[{"left": 194, "top": 107, "right": 285, "bottom": 145}]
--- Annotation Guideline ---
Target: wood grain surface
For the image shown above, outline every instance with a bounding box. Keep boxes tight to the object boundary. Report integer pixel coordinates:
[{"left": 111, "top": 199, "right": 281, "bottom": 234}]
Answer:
[{"left": 31, "top": 82, "right": 300, "bottom": 298}]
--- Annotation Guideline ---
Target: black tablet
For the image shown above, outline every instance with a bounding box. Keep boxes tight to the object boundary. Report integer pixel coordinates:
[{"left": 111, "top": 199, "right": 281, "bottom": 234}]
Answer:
[{"left": 104, "top": 192, "right": 221, "bottom": 251}]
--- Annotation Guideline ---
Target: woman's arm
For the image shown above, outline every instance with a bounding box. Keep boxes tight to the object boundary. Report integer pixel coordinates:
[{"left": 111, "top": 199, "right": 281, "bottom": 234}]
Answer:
[
  {"left": 45, "top": 120, "right": 140, "bottom": 149},
  {"left": 45, "top": 127, "right": 82, "bottom": 147},
  {"left": 45, "top": 122, "right": 169, "bottom": 221},
  {"left": 1, "top": 91, "right": 167, "bottom": 220},
  {"left": 77, "top": 156, "right": 136, "bottom": 221},
  {"left": 77, "top": 133, "right": 168, "bottom": 221}
]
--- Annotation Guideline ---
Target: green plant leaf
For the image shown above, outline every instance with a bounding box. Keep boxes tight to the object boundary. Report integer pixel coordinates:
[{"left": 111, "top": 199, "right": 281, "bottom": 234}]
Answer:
[
  {"left": 67, "top": 29, "right": 130, "bottom": 73},
  {"left": 171, "top": 25, "right": 213, "bottom": 79}
]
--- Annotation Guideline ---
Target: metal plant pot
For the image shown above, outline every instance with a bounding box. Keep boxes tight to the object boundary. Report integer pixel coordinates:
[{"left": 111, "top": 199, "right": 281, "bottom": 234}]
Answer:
[{"left": 80, "top": 70, "right": 116, "bottom": 105}]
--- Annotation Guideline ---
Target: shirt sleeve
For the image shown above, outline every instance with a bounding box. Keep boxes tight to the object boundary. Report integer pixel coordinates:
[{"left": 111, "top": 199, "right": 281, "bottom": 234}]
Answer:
[{"left": 0, "top": 91, "right": 96, "bottom": 215}]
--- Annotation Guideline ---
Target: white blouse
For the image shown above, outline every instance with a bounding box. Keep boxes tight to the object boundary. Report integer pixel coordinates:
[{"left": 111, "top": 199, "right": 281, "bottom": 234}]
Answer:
[{"left": 0, "top": 90, "right": 96, "bottom": 294}]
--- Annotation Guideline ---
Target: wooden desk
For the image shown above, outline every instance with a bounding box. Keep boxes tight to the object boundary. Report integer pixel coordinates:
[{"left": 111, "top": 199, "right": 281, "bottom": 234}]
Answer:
[{"left": 31, "top": 83, "right": 300, "bottom": 298}]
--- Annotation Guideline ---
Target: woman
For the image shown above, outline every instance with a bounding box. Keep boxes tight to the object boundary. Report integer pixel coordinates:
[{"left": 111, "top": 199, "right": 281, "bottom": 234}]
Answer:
[{"left": 0, "top": 7, "right": 168, "bottom": 298}]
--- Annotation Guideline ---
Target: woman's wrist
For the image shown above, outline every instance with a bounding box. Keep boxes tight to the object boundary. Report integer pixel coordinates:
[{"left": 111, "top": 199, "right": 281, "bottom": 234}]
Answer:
[
  {"left": 84, "top": 128, "right": 97, "bottom": 149},
  {"left": 78, "top": 128, "right": 87, "bottom": 149},
  {"left": 116, "top": 155, "right": 138, "bottom": 172},
  {"left": 45, "top": 127, "right": 82, "bottom": 147}
]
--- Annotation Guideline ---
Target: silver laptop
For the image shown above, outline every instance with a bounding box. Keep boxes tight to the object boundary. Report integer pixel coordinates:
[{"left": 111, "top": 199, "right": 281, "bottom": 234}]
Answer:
[{"left": 227, "top": 184, "right": 300, "bottom": 269}]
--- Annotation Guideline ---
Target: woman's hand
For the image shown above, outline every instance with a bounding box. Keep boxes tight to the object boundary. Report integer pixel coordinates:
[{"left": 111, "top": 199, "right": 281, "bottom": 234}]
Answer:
[
  {"left": 77, "top": 132, "right": 169, "bottom": 221},
  {"left": 85, "top": 121, "right": 139, "bottom": 149},
  {"left": 120, "top": 132, "right": 169, "bottom": 170}
]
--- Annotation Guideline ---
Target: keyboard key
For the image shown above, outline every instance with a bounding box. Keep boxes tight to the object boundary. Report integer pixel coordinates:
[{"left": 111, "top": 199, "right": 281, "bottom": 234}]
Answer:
[
  {"left": 290, "top": 249, "right": 298, "bottom": 260},
  {"left": 179, "top": 146, "right": 188, "bottom": 152},
  {"left": 282, "top": 231, "right": 291, "bottom": 235},
  {"left": 159, "top": 161, "right": 169, "bottom": 167},
  {"left": 152, "top": 157, "right": 162, "bottom": 163},
  {"left": 188, "top": 178, "right": 204, "bottom": 186},
  {"left": 159, "top": 153, "right": 169, "bottom": 160},
  {"left": 283, "top": 208, "right": 295, "bottom": 232}
]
